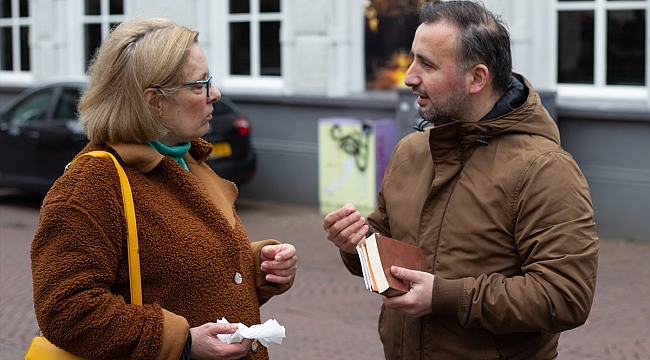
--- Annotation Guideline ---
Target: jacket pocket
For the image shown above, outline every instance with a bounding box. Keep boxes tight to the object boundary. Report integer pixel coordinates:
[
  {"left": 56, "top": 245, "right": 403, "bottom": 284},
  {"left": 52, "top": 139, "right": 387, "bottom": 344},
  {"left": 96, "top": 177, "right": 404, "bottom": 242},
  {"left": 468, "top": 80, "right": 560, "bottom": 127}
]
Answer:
[
  {"left": 493, "top": 331, "right": 542, "bottom": 359},
  {"left": 378, "top": 305, "right": 406, "bottom": 360}
]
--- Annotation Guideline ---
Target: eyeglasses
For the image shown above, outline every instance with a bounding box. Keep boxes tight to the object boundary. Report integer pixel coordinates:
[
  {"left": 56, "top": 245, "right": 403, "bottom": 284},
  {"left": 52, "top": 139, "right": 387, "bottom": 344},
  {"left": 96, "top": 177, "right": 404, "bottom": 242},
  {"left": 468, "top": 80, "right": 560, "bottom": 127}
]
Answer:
[{"left": 182, "top": 70, "right": 212, "bottom": 97}]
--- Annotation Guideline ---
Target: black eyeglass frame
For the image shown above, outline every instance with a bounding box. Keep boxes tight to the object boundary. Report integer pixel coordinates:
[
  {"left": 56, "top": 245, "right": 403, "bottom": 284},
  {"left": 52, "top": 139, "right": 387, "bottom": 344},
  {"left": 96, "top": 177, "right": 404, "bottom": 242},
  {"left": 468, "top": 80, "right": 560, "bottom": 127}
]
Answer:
[{"left": 182, "top": 70, "right": 212, "bottom": 97}]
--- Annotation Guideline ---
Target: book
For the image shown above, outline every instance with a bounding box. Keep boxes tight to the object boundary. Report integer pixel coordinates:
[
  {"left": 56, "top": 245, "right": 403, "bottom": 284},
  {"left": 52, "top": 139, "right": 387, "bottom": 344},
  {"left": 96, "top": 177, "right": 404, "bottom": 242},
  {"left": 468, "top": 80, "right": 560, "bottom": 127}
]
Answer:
[{"left": 356, "top": 233, "right": 427, "bottom": 297}]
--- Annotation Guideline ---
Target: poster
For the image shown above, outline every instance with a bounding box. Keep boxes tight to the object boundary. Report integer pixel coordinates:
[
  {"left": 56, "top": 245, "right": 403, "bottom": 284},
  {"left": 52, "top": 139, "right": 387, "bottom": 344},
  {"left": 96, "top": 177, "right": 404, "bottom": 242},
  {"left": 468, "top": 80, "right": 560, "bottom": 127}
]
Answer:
[{"left": 318, "top": 118, "right": 397, "bottom": 215}]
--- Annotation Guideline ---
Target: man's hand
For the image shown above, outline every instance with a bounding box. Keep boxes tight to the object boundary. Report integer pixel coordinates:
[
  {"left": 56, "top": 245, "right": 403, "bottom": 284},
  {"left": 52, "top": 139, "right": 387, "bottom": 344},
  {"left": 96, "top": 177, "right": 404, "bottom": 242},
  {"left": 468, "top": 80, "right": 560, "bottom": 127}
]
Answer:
[
  {"left": 260, "top": 243, "right": 298, "bottom": 284},
  {"left": 322, "top": 203, "right": 369, "bottom": 254},
  {"left": 382, "top": 266, "right": 434, "bottom": 318},
  {"left": 189, "top": 323, "right": 254, "bottom": 360}
]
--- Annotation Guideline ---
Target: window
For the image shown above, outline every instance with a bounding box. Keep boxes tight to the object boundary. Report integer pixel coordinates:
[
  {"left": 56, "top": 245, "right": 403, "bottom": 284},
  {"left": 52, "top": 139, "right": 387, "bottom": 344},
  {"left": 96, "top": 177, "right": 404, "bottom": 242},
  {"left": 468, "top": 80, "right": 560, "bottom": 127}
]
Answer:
[
  {"left": 364, "top": 0, "right": 421, "bottom": 90},
  {"left": 228, "top": 0, "right": 282, "bottom": 77},
  {"left": 1, "top": 90, "right": 53, "bottom": 125},
  {"left": 0, "top": 0, "right": 31, "bottom": 73},
  {"left": 82, "top": 0, "right": 125, "bottom": 69},
  {"left": 55, "top": 88, "right": 82, "bottom": 120},
  {"left": 556, "top": 0, "right": 648, "bottom": 98}
]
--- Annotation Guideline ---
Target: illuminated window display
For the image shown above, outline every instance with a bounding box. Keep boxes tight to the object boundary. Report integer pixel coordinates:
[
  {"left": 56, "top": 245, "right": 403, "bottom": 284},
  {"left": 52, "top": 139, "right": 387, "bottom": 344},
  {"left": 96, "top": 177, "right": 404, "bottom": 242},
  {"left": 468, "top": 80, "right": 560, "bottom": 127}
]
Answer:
[{"left": 364, "top": 0, "right": 426, "bottom": 89}]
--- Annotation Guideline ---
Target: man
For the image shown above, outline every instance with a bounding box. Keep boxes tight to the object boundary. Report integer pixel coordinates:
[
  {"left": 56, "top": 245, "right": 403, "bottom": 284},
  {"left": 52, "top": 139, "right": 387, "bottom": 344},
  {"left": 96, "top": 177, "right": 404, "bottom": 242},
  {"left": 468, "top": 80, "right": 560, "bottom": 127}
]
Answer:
[{"left": 322, "top": 1, "right": 598, "bottom": 359}]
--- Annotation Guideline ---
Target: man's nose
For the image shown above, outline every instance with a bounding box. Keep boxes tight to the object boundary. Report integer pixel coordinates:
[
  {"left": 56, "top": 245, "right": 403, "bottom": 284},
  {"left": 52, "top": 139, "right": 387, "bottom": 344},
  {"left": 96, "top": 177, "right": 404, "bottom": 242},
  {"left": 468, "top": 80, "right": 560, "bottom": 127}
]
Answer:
[{"left": 403, "top": 64, "right": 418, "bottom": 88}]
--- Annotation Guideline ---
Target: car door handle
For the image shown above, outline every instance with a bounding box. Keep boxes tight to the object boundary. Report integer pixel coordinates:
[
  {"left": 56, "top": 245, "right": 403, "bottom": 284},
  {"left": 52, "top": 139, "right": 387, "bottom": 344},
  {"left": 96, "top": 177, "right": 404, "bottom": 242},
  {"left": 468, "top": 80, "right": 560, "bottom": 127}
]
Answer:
[{"left": 27, "top": 130, "right": 40, "bottom": 139}]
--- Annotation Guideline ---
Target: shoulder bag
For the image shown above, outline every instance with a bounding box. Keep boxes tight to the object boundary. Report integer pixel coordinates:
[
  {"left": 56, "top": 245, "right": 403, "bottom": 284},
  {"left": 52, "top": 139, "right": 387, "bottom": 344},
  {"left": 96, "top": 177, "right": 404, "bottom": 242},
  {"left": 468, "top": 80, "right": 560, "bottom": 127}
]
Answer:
[{"left": 24, "top": 151, "right": 142, "bottom": 360}]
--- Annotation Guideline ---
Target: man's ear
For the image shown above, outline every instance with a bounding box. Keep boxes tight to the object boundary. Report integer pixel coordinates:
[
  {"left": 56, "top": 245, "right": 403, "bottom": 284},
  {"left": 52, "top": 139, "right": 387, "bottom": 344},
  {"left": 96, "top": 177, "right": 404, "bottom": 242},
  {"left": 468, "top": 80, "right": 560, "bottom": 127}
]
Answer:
[
  {"left": 467, "top": 64, "right": 490, "bottom": 95},
  {"left": 143, "top": 87, "right": 163, "bottom": 117}
]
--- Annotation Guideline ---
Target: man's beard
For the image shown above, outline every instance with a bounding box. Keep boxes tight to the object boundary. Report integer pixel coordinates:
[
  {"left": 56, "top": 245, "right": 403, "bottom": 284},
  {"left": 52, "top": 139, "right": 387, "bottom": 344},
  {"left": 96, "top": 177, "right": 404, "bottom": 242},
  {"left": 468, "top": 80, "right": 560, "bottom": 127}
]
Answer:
[{"left": 417, "top": 80, "right": 471, "bottom": 126}]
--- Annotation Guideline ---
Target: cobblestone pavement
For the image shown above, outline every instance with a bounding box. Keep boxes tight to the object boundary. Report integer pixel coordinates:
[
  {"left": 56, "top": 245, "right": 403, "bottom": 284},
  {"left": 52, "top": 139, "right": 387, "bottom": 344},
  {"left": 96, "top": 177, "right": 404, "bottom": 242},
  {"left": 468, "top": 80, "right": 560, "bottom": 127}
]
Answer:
[{"left": 1, "top": 193, "right": 648, "bottom": 359}]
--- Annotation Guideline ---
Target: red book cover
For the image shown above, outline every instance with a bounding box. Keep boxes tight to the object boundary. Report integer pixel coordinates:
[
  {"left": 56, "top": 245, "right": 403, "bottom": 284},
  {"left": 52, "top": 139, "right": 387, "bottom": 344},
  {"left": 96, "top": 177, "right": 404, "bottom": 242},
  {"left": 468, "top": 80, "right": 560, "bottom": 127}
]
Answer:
[{"left": 358, "top": 233, "right": 428, "bottom": 297}]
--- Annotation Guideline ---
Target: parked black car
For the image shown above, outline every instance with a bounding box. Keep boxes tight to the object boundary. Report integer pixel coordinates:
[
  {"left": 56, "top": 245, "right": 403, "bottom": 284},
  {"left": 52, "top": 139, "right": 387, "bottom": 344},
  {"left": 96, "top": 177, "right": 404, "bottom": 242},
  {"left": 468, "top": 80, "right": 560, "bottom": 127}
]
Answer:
[{"left": 0, "top": 80, "right": 256, "bottom": 193}]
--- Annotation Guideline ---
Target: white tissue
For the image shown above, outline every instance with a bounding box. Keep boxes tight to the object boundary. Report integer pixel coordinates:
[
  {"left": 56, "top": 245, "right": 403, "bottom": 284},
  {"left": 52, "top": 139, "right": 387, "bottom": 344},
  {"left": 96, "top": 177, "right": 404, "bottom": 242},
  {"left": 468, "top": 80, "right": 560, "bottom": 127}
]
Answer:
[{"left": 216, "top": 318, "right": 285, "bottom": 347}]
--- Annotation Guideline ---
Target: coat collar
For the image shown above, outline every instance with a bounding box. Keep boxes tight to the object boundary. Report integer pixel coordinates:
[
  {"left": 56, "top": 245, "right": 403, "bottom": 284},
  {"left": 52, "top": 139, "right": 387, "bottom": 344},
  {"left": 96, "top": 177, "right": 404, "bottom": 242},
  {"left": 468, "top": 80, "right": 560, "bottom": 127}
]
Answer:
[
  {"left": 105, "top": 138, "right": 214, "bottom": 173},
  {"left": 425, "top": 74, "right": 560, "bottom": 150},
  {"left": 97, "top": 138, "right": 237, "bottom": 227}
]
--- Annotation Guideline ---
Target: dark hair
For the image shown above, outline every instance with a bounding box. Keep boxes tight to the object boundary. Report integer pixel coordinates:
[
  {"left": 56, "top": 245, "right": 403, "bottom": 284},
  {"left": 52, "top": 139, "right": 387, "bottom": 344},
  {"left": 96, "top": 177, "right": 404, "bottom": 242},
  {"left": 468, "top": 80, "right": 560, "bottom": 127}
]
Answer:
[{"left": 419, "top": 1, "right": 512, "bottom": 96}]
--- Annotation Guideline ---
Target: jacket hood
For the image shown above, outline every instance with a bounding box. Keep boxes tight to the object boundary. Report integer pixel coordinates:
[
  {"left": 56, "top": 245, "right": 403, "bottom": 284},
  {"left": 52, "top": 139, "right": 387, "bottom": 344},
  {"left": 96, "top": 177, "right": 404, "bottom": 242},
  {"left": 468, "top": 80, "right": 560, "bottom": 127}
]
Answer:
[{"left": 427, "top": 74, "right": 560, "bottom": 150}]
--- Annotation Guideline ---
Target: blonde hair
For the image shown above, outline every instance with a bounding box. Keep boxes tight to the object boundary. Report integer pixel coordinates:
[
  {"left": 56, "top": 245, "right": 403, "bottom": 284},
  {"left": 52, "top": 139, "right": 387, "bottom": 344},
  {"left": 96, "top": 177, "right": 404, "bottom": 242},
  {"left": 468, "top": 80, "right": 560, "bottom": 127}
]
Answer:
[{"left": 78, "top": 17, "right": 199, "bottom": 144}]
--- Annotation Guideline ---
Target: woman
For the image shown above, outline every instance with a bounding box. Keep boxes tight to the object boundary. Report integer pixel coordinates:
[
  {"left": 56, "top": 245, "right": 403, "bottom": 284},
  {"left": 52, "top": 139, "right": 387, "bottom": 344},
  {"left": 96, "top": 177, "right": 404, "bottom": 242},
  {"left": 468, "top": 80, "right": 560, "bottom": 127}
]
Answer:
[{"left": 30, "top": 17, "right": 297, "bottom": 360}]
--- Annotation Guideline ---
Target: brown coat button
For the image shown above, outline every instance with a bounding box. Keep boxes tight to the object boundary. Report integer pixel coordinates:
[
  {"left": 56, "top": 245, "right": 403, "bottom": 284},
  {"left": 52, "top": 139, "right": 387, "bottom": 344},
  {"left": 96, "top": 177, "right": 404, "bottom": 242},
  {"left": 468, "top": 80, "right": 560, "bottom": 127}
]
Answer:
[{"left": 233, "top": 272, "right": 243, "bottom": 285}]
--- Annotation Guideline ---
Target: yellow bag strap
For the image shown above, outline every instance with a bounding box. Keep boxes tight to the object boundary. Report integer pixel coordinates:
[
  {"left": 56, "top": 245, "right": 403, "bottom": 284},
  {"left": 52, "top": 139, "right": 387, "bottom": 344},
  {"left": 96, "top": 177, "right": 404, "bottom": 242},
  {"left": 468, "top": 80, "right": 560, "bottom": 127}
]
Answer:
[{"left": 68, "top": 151, "right": 142, "bottom": 306}]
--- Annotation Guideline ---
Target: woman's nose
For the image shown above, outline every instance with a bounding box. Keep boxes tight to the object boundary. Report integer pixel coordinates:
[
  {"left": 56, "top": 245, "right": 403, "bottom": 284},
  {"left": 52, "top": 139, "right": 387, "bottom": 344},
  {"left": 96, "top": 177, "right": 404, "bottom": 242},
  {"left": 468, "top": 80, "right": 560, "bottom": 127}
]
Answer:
[{"left": 209, "top": 84, "right": 221, "bottom": 103}]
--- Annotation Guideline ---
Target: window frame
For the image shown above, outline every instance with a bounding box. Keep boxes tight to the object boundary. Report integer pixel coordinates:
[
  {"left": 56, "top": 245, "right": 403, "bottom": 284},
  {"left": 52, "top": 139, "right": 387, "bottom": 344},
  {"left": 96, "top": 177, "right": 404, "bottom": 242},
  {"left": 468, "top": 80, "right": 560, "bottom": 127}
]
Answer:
[
  {"left": 80, "top": 0, "right": 127, "bottom": 70},
  {"left": 0, "top": 0, "right": 33, "bottom": 83},
  {"left": 211, "top": 0, "right": 285, "bottom": 95},
  {"left": 553, "top": 0, "right": 649, "bottom": 101}
]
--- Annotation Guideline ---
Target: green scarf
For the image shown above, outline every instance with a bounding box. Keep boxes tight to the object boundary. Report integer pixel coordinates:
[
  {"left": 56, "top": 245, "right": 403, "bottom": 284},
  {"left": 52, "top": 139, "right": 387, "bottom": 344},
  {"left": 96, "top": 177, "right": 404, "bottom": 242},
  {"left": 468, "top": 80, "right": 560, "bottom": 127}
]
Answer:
[{"left": 148, "top": 140, "right": 191, "bottom": 171}]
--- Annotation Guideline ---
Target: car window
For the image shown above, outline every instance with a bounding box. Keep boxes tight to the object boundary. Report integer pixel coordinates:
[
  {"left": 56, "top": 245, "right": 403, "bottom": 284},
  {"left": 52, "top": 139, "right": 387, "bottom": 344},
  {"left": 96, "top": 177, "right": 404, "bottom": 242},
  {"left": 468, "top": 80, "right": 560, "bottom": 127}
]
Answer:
[
  {"left": 2, "top": 90, "right": 54, "bottom": 125},
  {"left": 54, "top": 88, "right": 82, "bottom": 119}
]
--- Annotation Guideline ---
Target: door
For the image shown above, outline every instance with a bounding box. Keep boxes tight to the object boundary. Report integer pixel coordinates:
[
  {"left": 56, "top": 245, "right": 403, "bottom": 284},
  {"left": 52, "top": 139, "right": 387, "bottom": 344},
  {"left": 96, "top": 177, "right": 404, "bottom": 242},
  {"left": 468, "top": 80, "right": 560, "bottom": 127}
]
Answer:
[
  {"left": 0, "top": 88, "right": 56, "bottom": 190},
  {"left": 34, "top": 87, "right": 88, "bottom": 182}
]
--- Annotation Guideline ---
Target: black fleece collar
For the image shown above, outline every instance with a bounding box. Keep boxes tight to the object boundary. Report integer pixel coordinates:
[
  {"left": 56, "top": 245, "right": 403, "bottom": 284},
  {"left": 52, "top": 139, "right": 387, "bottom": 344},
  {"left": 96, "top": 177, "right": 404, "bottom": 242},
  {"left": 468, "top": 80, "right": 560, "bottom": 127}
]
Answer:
[{"left": 480, "top": 76, "right": 529, "bottom": 122}]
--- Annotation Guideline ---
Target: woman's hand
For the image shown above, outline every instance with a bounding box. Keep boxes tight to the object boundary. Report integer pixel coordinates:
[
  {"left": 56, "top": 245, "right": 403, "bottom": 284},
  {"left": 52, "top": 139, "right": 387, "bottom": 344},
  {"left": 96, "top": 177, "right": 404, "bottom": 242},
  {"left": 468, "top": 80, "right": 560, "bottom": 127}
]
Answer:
[
  {"left": 260, "top": 243, "right": 298, "bottom": 284},
  {"left": 189, "top": 323, "right": 253, "bottom": 360}
]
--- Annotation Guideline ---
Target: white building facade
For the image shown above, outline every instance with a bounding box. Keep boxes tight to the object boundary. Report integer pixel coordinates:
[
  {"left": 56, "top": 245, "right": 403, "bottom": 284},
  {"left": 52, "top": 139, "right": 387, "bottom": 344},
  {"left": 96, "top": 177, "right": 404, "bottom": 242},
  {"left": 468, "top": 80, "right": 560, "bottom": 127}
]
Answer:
[
  {"left": 1, "top": 0, "right": 649, "bottom": 241},
  {"left": 2, "top": 0, "right": 646, "bottom": 103}
]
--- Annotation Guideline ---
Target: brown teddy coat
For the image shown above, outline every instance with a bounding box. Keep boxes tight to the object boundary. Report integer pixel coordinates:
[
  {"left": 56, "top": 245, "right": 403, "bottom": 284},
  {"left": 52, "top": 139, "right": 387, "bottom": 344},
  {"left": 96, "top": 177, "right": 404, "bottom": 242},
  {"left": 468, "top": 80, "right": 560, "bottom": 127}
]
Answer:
[{"left": 31, "top": 139, "right": 292, "bottom": 360}]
